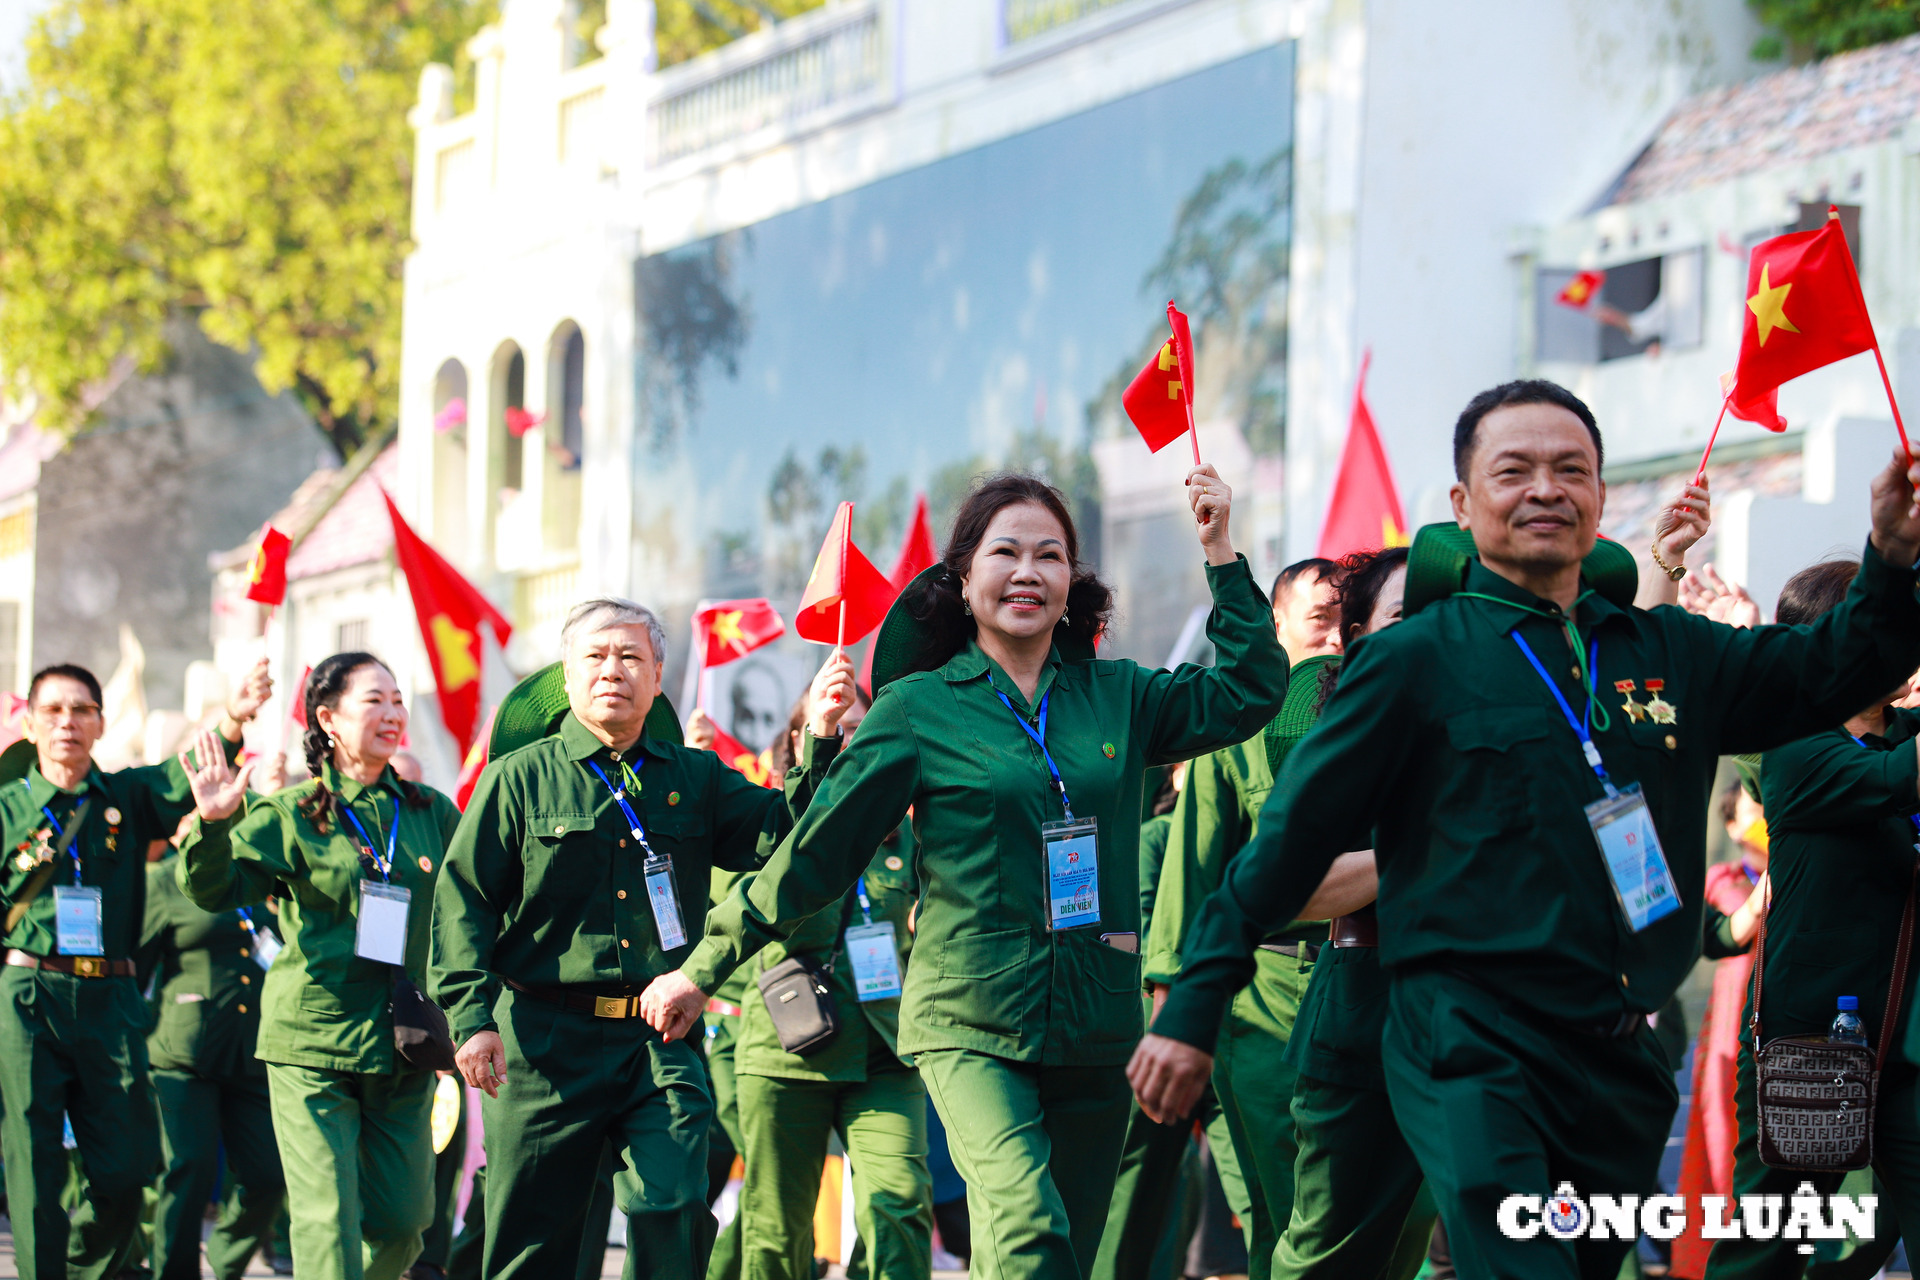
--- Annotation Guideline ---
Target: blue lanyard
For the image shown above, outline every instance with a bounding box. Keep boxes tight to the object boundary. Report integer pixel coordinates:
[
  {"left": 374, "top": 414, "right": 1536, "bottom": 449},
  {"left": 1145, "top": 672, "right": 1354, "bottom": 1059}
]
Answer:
[
  {"left": 1511, "top": 630, "right": 1617, "bottom": 798},
  {"left": 988, "top": 677, "right": 1075, "bottom": 820},
  {"left": 587, "top": 758, "right": 657, "bottom": 857},
  {"left": 21, "top": 779, "right": 83, "bottom": 885},
  {"left": 1849, "top": 734, "right": 1920, "bottom": 838},
  {"left": 855, "top": 875, "right": 873, "bottom": 926},
  {"left": 339, "top": 797, "right": 397, "bottom": 882}
]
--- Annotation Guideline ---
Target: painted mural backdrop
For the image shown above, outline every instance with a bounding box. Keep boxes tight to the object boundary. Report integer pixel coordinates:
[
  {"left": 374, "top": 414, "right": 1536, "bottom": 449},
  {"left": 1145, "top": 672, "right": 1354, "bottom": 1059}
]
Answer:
[{"left": 635, "top": 46, "right": 1294, "bottom": 746}]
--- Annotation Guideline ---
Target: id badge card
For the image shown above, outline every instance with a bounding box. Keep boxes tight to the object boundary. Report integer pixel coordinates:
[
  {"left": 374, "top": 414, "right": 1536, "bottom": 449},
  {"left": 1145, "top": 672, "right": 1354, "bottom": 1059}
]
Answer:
[
  {"left": 644, "top": 853, "right": 688, "bottom": 950},
  {"left": 52, "top": 885, "right": 104, "bottom": 956},
  {"left": 250, "top": 929, "right": 283, "bottom": 971},
  {"left": 844, "top": 921, "right": 904, "bottom": 1001},
  {"left": 1585, "top": 783, "right": 1681, "bottom": 932},
  {"left": 355, "top": 881, "right": 411, "bottom": 964},
  {"left": 1042, "top": 816, "right": 1101, "bottom": 931}
]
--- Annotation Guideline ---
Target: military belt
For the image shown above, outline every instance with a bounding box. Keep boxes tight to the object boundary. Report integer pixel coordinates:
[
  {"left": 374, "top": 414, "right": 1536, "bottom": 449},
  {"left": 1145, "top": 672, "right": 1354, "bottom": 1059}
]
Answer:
[
  {"left": 1330, "top": 913, "right": 1378, "bottom": 948},
  {"left": 5, "top": 949, "right": 135, "bottom": 978},
  {"left": 506, "top": 979, "right": 649, "bottom": 1020},
  {"left": 1258, "top": 940, "right": 1320, "bottom": 963}
]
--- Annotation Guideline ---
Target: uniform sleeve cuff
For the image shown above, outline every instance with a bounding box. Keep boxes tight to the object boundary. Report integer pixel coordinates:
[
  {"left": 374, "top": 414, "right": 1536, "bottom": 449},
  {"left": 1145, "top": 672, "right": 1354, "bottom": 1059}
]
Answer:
[
  {"left": 1151, "top": 980, "right": 1230, "bottom": 1054},
  {"left": 801, "top": 731, "right": 842, "bottom": 774},
  {"left": 681, "top": 940, "right": 733, "bottom": 994},
  {"left": 1203, "top": 553, "right": 1257, "bottom": 596}
]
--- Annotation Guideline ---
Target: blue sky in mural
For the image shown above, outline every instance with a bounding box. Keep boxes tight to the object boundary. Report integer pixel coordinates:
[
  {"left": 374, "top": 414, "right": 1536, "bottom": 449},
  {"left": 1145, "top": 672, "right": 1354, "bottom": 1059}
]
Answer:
[{"left": 645, "top": 44, "right": 1293, "bottom": 538}]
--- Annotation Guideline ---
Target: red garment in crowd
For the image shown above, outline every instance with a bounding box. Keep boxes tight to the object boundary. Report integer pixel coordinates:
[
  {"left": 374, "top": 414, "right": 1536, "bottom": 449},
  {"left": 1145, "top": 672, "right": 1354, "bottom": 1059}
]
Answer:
[{"left": 1668, "top": 857, "right": 1764, "bottom": 1278}]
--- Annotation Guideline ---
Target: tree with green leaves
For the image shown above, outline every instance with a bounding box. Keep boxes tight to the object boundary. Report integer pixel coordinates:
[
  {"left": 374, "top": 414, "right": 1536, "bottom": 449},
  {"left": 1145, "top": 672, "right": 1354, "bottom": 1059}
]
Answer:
[{"left": 1748, "top": 0, "right": 1920, "bottom": 59}]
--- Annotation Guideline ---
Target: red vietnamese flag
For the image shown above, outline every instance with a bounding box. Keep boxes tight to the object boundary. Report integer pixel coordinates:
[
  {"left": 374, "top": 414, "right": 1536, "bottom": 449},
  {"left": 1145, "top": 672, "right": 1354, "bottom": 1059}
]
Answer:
[
  {"left": 1122, "top": 303, "right": 1200, "bottom": 454},
  {"left": 1733, "top": 212, "right": 1874, "bottom": 408},
  {"left": 707, "top": 724, "right": 778, "bottom": 788},
  {"left": 244, "top": 526, "right": 291, "bottom": 605},
  {"left": 795, "top": 502, "right": 895, "bottom": 646},
  {"left": 1556, "top": 270, "right": 1605, "bottom": 310},
  {"left": 1316, "top": 352, "right": 1409, "bottom": 558},
  {"left": 382, "top": 493, "right": 513, "bottom": 754},
  {"left": 454, "top": 706, "right": 496, "bottom": 810},
  {"left": 889, "top": 494, "right": 937, "bottom": 591},
  {"left": 693, "top": 599, "right": 785, "bottom": 669},
  {"left": 1722, "top": 368, "right": 1785, "bottom": 434}
]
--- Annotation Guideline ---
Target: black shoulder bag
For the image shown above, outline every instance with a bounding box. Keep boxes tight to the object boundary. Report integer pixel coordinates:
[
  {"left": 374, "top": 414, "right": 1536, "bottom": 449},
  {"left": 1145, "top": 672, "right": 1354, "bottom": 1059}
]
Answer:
[{"left": 755, "top": 892, "right": 858, "bottom": 1056}]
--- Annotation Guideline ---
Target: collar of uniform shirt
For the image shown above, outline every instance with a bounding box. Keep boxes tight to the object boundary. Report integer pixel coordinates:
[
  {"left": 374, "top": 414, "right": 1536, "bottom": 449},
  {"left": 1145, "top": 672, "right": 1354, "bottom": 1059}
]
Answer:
[
  {"left": 320, "top": 759, "right": 395, "bottom": 804},
  {"left": 24, "top": 763, "right": 97, "bottom": 805},
  {"left": 1453, "top": 556, "right": 1631, "bottom": 630},
  {"left": 557, "top": 708, "right": 664, "bottom": 764},
  {"left": 944, "top": 639, "right": 1064, "bottom": 716}
]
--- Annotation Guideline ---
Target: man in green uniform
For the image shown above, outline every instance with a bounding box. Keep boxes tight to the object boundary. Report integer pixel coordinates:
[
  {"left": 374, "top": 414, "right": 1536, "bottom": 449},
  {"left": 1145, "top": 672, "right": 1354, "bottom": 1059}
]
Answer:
[
  {"left": 138, "top": 838, "right": 287, "bottom": 1279},
  {"left": 733, "top": 826, "right": 928, "bottom": 1279},
  {"left": 1133, "top": 379, "right": 1920, "bottom": 1280},
  {"left": 0, "top": 659, "right": 269, "bottom": 1280},
  {"left": 431, "top": 599, "right": 848, "bottom": 1279}
]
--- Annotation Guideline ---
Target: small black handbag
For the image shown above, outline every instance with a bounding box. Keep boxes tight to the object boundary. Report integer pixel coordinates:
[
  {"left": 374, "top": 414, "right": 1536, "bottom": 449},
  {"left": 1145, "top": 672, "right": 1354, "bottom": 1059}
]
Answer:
[
  {"left": 755, "top": 954, "right": 842, "bottom": 1056},
  {"left": 391, "top": 975, "right": 458, "bottom": 1072}
]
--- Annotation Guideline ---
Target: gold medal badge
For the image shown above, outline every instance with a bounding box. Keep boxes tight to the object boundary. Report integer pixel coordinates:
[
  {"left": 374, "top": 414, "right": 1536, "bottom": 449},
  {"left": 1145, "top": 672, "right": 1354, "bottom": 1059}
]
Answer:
[
  {"left": 1614, "top": 679, "right": 1647, "bottom": 723},
  {"left": 1644, "top": 679, "right": 1676, "bottom": 725}
]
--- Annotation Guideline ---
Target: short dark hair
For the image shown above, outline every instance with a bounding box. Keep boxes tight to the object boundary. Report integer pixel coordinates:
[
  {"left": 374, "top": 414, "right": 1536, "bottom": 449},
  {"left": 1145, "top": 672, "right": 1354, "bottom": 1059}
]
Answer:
[
  {"left": 1453, "top": 380, "right": 1604, "bottom": 481},
  {"left": 1335, "top": 546, "right": 1411, "bottom": 641},
  {"left": 28, "top": 664, "right": 103, "bottom": 710},
  {"left": 1775, "top": 559, "right": 1858, "bottom": 627},
  {"left": 1271, "top": 558, "right": 1338, "bottom": 607},
  {"left": 1718, "top": 779, "right": 1746, "bottom": 828}
]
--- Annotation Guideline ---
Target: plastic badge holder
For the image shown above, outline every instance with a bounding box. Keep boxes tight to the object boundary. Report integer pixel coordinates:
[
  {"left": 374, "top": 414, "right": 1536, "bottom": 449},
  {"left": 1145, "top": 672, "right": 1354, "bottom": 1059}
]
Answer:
[
  {"left": 251, "top": 930, "right": 284, "bottom": 971},
  {"left": 53, "top": 885, "right": 104, "bottom": 956},
  {"left": 1586, "top": 783, "right": 1681, "bottom": 932},
  {"left": 645, "top": 854, "right": 688, "bottom": 950},
  {"left": 355, "top": 881, "right": 411, "bottom": 964},
  {"left": 844, "top": 921, "right": 904, "bottom": 1001},
  {"left": 1043, "top": 816, "right": 1101, "bottom": 931}
]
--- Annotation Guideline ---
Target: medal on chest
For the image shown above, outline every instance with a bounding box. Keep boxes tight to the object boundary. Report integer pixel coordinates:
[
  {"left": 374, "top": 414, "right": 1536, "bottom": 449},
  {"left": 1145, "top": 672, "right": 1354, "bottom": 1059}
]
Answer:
[
  {"left": 1615, "top": 680, "right": 1647, "bottom": 723},
  {"left": 1643, "top": 678, "right": 1676, "bottom": 725}
]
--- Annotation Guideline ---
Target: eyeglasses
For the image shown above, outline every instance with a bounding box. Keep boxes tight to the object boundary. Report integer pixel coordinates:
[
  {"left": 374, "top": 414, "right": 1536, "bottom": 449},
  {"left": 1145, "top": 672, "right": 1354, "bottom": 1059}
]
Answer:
[{"left": 31, "top": 702, "right": 102, "bottom": 720}]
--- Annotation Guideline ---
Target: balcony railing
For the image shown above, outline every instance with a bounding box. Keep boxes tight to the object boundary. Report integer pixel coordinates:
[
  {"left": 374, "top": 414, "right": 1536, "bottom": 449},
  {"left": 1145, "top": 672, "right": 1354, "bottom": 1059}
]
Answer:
[
  {"left": 1003, "top": 0, "right": 1132, "bottom": 43},
  {"left": 647, "top": 3, "right": 885, "bottom": 167}
]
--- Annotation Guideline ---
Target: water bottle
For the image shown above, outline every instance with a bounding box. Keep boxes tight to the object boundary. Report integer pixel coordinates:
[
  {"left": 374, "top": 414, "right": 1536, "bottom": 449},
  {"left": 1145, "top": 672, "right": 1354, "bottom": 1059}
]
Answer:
[{"left": 1830, "top": 995, "right": 1868, "bottom": 1046}]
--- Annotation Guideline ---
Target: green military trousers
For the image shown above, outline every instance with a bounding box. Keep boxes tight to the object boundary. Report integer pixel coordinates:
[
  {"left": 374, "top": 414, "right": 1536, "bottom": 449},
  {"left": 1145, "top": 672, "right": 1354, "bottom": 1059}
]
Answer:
[
  {"left": 735, "top": 1063, "right": 932, "bottom": 1280},
  {"left": 1271, "top": 1072, "right": 1435, "bottom": 1280},
  {"left": 0, "top": 967, "right": 159, "bottom": 1280},
  {"left": 707, "top": 1008, "right": 747, "bottom": 1280},
  {"left": 265, "top": 1062, "right": 436, "bottom": 1280},
  {"left": 1213, "top": 946, "right": 1313, "bottom": 1280},
  {"left": 918, "top": 1049, "right": 1132, "bottom": 1280},
  {"left": 152, "top": 1067, "right": 286, "bottom": 1280},
  {"left": 1088, "top": 1090, "right": 1217, "bottom": 1280},
  {"left": 418, "top": 1078, "right": 469, "bottom": 1274},
  {"left": 1703, "top": 1054, "right": 1920, "bottom": 1279},
  {"left": 1381, "top": 968, "right": 1676, "bottom": 1280},
  {"left": 482, "top": 987, "right": 716, "bottom": 1280}
]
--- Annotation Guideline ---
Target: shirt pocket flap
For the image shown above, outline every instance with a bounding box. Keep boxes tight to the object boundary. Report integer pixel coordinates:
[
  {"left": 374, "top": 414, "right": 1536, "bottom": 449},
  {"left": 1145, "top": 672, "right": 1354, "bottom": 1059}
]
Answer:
[
  {"left": 529, "top": 812, "right": 596, "bottom": 840},
  {"left": 1445, "top": 705, "right": 1551, "bottom": 754},
  {"left": 938, "top": 928, "right": 1028, "bottom": 980},
  {"left": 645, "top": 807, "right": 710, "bottom": 842}
]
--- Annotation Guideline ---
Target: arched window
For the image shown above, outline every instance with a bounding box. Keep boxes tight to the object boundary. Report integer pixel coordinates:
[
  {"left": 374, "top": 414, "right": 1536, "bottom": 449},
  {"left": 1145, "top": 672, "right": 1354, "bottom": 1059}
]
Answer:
[
  {"left": 550, "top": 322, "right": 585, "bottom": 471},
  {"left": 431, "top": 358, "right": 469, "bottom": 560},
  {"left": 491, "top": 342, "right": 527, "bottom": 495}
]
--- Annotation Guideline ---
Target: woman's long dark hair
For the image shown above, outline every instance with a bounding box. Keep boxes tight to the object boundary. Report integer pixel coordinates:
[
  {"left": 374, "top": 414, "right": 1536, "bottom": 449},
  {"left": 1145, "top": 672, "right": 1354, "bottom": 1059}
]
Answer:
[
  {"left": 295, "top": 652, "right": 427, "bottom": 835},
  {"left": 1310, "top": 546, "right": 1411, "bottom": 715},
  {"left": 905, "top": 473, "right": 1113, "bottom": 676}
]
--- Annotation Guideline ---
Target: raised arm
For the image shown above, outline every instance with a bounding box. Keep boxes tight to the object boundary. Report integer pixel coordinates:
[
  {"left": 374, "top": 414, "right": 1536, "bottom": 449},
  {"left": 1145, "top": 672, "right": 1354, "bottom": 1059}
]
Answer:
[{"left": 1136, "top": 555, "right": 1291, "bottom": 765}]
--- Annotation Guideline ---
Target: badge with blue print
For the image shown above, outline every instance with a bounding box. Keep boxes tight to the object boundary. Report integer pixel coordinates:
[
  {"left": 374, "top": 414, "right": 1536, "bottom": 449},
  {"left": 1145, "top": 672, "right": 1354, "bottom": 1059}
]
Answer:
[
  {"left": 844, "top": 922, "right": 903, "bottom": 1001},
  {"left": 1585, "top": 783, "right": 1680, "bottom": 932},
  {"left": 1042, "top": 816, "right": 1101, "bottom": 931},
  {"left": 52, "top": 885, "right": 104, "bottom": 956},
  {"left": 644, "top": 853, "right": 688, "bottom": 950}
]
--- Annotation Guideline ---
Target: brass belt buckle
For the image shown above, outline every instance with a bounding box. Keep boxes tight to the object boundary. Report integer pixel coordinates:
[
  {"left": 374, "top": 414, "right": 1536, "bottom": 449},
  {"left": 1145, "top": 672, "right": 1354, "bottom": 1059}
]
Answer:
[
  {"left": 594, "top": 995, "right": 631, "bottom": 1019},
  {"left": 72, "top": 956, "right": 105, "bottom": 978}
]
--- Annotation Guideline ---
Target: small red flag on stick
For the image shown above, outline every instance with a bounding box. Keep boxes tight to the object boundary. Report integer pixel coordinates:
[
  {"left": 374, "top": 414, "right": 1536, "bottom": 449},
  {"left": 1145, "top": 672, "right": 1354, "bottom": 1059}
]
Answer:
[
  {"left": 244, "top": 527, "right": 291, "bottom": 605},
  {"left": 1556, "top": 270, "right": 1605, "bottom": 310},
  {"left": 888, "top": 494, "right": 938, "bottom": 591},
  {"left": 693, "top": 599, "right": 785, "bottom": 669},
  {"left": 795, "top": 502, "right": 895, "bottom": 651},
  {"left": 1123, "top": 303, "right": 1202, "bottom": 462},
  {"left": 707, "top": 724, "right": 778, "bottom": 788}
]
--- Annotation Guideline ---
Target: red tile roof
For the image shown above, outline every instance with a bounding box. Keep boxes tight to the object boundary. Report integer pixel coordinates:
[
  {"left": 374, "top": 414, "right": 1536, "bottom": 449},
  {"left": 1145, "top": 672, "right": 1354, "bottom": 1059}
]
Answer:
[{"left": 285, "top": 446, "right": 400, "bottom": 581}]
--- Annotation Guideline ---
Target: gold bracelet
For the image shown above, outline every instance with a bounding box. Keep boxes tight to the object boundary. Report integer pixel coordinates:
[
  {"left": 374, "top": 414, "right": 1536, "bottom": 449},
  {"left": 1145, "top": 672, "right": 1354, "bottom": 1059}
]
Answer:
[{"left": 1649, "top": 541, "right": 1687, "bottom": 582}]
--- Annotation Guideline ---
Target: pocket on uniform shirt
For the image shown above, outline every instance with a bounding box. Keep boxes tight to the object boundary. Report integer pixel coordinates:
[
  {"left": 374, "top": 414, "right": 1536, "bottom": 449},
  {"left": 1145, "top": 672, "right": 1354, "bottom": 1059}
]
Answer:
[
  {"left": 928, "top": 928, "right": 1029, "bottom": 1039},
  {"left": 1441, "top": 706, "right": 1550, "bottom": 831},
  {"left": 296, "top": 980, "right": 386, "bottom": 1025}
]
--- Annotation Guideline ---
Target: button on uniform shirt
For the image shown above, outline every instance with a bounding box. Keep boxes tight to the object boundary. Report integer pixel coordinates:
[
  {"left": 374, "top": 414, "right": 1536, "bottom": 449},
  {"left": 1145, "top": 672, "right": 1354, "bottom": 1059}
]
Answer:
[
  {"left": 430, "top": 713, "right": 837, "bottom": 1045},
  {"left": 139, "top": 857, "right": 279, "bottom": 1080},
  {"left": 179, "top": 764, "right": 461, "bottom": 1074},
  {"left": 1756, "top": 709, "right": 1920, "bottom": 1049},
  {"left": 1156, "top": 543, "right": 1920, "bottom": 1051},
  {"left": 1, "top": 748, "right": 231, "bottom": 961},
  {"left": 685, "top": 556, "right": 1291, "bottom": 1067}
]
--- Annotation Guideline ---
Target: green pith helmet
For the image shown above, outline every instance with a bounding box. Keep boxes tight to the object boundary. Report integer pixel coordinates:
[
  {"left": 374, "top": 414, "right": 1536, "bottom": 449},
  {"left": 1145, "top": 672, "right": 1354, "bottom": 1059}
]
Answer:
[
  {"left": 487, "top": 662, "right": 683, "bottom": 761},
  {"left": 869, "top": 564, "right": 1098, "bottom": 694},
  {"left": 1402, "top": 523, "right": 1639, "bottom": 618},
  {"left": 0, "top": 738, "right": 34, "bottom": 785}
]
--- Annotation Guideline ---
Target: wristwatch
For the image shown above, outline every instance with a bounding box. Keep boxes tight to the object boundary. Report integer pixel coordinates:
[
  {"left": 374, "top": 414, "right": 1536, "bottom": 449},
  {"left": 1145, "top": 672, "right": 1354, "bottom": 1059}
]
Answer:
[{"left": 1649, "top": 541, "right": 1687, "bottom": 581}]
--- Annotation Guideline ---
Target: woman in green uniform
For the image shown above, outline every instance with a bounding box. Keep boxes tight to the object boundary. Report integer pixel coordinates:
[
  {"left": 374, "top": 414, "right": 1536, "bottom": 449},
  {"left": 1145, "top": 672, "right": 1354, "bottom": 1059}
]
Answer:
[
  {"left": 644, "top": 464, "right": 1289, "bottom": 1279},
  {"left": 139, "top": 814, "right": 288, "bottom": 1280},
  {"left": 178, "top": 651, "right": 463, "bottom": 1280},
  {"left": 733, "top": 687, "right": 930, "bottom": 1280}
]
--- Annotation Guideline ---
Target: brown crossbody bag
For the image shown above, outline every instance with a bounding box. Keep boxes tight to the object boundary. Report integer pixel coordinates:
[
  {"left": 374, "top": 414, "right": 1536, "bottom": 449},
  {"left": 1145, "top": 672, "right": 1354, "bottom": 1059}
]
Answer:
[{"left": 1749, "top": 857, "right": 1918, "bottom": 1171}]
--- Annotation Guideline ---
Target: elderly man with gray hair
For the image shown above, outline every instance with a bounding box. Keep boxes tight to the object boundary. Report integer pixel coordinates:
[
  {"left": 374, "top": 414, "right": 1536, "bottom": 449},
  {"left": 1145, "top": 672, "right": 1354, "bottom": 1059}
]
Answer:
[{"left": 431, "top": 597, "right": 856, "bottom": 1278}]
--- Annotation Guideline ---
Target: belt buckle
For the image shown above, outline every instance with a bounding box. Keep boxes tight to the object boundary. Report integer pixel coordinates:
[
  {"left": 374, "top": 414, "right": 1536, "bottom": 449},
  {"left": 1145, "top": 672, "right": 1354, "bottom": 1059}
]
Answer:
[
  {"left": 594, "top": 995, "right": 631, "bottom": 1019},
  {"left": 72, "top": 956, "right": 105, "bottom": 979}
]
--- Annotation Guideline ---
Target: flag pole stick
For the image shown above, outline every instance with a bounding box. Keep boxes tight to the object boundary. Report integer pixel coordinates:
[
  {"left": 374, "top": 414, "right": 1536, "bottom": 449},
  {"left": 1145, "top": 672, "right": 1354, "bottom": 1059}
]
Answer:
[
  {"left": 1693, "top": 392, "right": 1734, "bottom": 487},
  {"left": 1870, "top": 342, "right": 1915, "bottom": 464}
]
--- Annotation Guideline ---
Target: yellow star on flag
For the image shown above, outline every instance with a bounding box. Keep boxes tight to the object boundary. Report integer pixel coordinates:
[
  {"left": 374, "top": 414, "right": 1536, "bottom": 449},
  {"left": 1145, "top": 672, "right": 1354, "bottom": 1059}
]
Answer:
[
  {"left": 1747, "top": 263, "right": 1800, "bottom": 347},
  {"left": 709, "top": 609, "right": 746, "bottom": 655},
  {"left": 430, "top": 614, "right": 481, "bottom": 691}
]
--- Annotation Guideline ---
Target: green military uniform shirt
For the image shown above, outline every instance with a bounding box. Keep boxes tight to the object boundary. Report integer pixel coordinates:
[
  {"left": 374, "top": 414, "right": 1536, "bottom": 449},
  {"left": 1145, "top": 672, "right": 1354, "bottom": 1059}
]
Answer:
[
  {"left": 1756, "top": 710, "right": 1920, "bottom": 1048},
  {"left": 1158, "top": 541, "right": 1920, "bottom": 1050},
  {"left": 735, "top": 828, "right": 919, "bottom": 1083},
  {"left": 139, "top": 856, "right": 279, "bottom": 1079},
  {"left": 1, "top": 748, "right": 231, "bottom": 961},
  {"left": 686, "top": 555, "right": 1291, "bottom": 1068},
  {"left": 179, "top": 763, "right": 462, "bottom": 1074},
  {"left": 1138, "top": 812, "right": 1172, "bottom": 928},
  {"left": 1143, "top": 653, "right": 1343, "bottom": 989},
  {"left": 431, "top": 713, "right": 835, "bottom": 1043}
]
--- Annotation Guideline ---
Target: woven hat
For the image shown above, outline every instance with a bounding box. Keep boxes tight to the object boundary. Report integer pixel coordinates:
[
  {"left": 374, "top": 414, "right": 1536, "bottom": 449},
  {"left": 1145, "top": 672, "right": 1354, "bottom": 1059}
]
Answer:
[
  {"left": 1402, "top": 523, "right": 1638, "bottom": 619},
  {"left": 0, "top": 738, "right": 35, "bottom": 786},
  {"left": 487, "top": 662, "right": 682, "bottom": 761},
  {"left": 870, "top": 564, "right": 1097, "bottom": 694}
]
